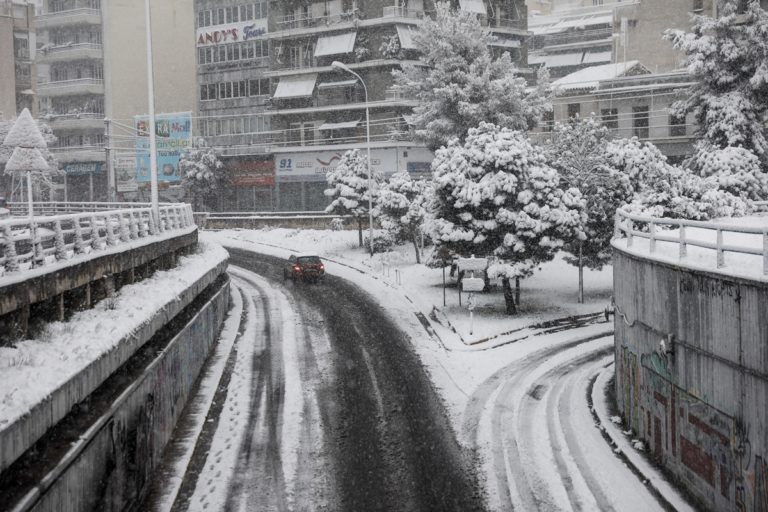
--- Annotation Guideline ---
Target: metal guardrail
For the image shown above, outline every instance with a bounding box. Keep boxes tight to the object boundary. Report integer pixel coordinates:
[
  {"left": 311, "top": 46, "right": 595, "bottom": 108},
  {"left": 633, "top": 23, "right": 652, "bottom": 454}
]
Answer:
[
  {"left": 0, "top": 203, "right": 194, "bottom": 274},
  {"left": 614, "top": 209, "right": 768, "bottom": 275}
]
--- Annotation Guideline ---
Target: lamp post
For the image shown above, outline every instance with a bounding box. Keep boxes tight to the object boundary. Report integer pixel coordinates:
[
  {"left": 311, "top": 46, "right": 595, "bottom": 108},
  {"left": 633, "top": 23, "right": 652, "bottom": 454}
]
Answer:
[
  {"left": 144, "top": 0, "right": 160, "bottom": 225},
  {"left": 331, "top": 60, "right": 374, "bottom": 257}
]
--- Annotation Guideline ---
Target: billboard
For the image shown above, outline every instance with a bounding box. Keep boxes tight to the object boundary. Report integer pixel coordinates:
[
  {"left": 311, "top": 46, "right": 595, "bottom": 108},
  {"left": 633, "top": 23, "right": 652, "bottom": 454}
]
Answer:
[
  {"left": 230, "top": 159, "right": 275, "bottom": 187},
  {"left": 195, "top": 19, "right": 267, "bottom": 47},
  {"left": 135, "top": 113, "right": 192, "bottom": 183}
]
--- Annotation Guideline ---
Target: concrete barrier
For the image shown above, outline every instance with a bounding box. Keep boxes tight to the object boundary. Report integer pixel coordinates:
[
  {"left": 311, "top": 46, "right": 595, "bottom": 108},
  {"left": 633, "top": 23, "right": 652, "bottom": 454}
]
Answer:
[
  {"left": 13, "top": 278, "right": 230, "bottom": 512},
  {"left": 613, "top": 247, "right": 768, "bottom": 511},
  {"left": 203, "top": 214, "right": 356, "bottom": 231},
  {"left": 0, "top": 254, "right": 227, "bottom": 476}
]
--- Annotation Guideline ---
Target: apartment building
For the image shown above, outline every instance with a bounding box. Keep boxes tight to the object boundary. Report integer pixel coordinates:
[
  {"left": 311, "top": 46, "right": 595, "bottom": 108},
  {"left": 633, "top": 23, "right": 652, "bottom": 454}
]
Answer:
[
  {"left": 35, "top": 0, "right": 197, "bottom": 202},
  {"left": 262, "top": 0, "right": 529, "bottom": 212},
  {"left": 0, "top": 1, "right": 35, "bottom": 119}
]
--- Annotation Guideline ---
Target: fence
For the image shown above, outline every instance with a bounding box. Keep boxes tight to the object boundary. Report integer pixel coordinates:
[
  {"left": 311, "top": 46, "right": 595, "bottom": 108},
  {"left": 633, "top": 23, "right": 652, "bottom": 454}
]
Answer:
[
  {"left": 613, "top": 209, "right": 768, "bottom": 275},
  {"left": 0, "top": 203, "right": 194, "bottom": 274}
]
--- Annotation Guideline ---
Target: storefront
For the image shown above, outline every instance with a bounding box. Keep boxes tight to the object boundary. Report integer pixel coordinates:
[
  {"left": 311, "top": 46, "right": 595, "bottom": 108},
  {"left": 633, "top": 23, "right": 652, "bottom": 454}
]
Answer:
[
  {"left": 225, "top": 156, "right": 275, "bottom": 211},
  {"left": 62, "top": 162, "right": 108, "bottom": 202}
]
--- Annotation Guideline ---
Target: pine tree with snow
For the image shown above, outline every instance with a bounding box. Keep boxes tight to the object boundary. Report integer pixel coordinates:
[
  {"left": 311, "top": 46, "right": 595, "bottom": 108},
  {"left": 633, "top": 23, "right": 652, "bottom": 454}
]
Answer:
[
  {"left": 375, "top": 171, "right": 432, "bottom": 263},
  {"left": 666, "top": 1, "right": 768, "bottom": 170},
  {"left": 179, "top": 140, "right": 226, "bottom": 211},
  {"left": 428, "top": 123, "right": 585, "bottom": 314},
  {"left": 690, "top": 143, "right": 768, "bottom": 201},
  {"left": 544, "top": 116, "right": 633, "bottom": 302},
  {"left": 392, "top": 2, "right": 550, "bottom": 151},
  {"left": 0, "top": 112, "right": 60, "bottom": 200},
  {"left": 324, "top": 149, "right": 382, "bottom": 248}
]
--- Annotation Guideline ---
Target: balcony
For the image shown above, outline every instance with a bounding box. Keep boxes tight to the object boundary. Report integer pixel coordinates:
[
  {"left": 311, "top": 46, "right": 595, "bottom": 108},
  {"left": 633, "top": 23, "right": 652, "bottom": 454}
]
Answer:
[
  {"left": 381, "top": 6, "right": 425, "bottom": 20},
  {"left": 36, "top": 8, "right": 102, "bottom": 29},
  {"left": 269, "top": 7, "right": 422, "bottom": 40},
  {"left": 37, "top": 78, "right": 104, "bottom": 97},
  {"left": 46, "top": 113, "right": 105, "bottom": 131},
  {"left": 37, "top": 43, "right": 103, "bottom": 63},
  {"left": 49, "top": 145, "right": 106, "bottom": 164}
]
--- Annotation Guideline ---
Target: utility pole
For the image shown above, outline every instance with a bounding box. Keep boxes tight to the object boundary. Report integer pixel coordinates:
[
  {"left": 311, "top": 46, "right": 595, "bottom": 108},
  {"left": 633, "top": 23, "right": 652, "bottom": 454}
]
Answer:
[{"left": 105, "top": 118, "right": 115, "bottom": 202}]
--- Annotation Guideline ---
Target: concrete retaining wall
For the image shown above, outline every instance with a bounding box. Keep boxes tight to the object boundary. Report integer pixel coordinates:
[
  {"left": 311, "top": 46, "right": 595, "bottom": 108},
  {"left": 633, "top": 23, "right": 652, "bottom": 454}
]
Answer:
[
  {"left": 0, "top": 253, "right": 228, "bottom": 475},
  {"left": 21, "top": 279, "right": 230, "bottom": 512},
  {"left": 613, "top": 247, "right": 768, "bottom": 512},
  {"left": 202, "top": 215, "right": 358, "bottom": 231}
]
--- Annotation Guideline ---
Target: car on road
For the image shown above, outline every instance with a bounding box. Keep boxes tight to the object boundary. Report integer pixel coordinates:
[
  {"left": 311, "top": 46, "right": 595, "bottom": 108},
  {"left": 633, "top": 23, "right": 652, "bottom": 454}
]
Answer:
[{"left": 283, "top": 254, "right": 325, "bottom": 283}]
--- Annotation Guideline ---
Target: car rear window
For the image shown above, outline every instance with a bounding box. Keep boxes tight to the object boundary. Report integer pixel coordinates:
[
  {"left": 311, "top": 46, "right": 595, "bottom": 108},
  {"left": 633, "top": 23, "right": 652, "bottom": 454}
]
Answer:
[{"left": 297, "top": 256, "right": 321, "bottom": 264}]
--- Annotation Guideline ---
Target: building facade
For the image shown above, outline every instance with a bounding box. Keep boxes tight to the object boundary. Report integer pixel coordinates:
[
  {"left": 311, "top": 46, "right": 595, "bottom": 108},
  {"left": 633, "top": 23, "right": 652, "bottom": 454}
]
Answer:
[
  {"left": 0, "top": 1, "right": 35, "bottom": 119},
  {"left": 191, "top": 0, "right": 529, "bottom": 212},
  {"left": 34, "top": 0, "right": 197, "bottom": 202}
]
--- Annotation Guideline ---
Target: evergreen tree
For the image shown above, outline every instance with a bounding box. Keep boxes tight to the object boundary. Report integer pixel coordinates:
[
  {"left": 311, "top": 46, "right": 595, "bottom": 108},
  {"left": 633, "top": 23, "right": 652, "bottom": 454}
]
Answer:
[
  {"left": 179, "top": 140, "right": 226, "bottom": 211},
  {"left": 375, "top": 171, "right": 431, "bottom": 263},
  {"left": 428, "top": 123, "right": 585, "bottom": 314},
  {"left": 324, "top": 149, "right": 382, "bottom": 248},
  {"left": 393, "top": 1, "right": 549, "bottom": 151}
]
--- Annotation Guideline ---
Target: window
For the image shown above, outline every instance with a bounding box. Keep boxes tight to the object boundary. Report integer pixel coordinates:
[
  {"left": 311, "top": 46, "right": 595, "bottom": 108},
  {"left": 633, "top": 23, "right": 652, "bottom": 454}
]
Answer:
[
  {"left": 670, "top": 113, "right": 686, "bottom": 137},
  {"left": 692, "top": 0, "right": 704, "bottom": 11},
  {"left": 567, "top": 103, "right": 581, "bottom": 119},
  {"left": 541, "top": 110, "right": 554, "bottom": 132},
  {"left": 601, "top": 108, "right": 618, "bottom": 130},
  {"left": 633, "top": 106, "right": 649, "bottom": 138},
  {"left": 249, "top": 78, "right": 269, "bottom": 96}
]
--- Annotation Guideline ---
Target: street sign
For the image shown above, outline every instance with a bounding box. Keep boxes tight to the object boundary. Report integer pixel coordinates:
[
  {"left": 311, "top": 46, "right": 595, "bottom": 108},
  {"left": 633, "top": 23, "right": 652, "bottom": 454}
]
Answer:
[
  {"left": 458, "top": 257, "right": 488, "bottom": 272},
  {"left": 467, "top": 293, "right": 477, "bottom": 311},
  {"left": 462, "top": 277, "right": 485, "bottom": 292}
]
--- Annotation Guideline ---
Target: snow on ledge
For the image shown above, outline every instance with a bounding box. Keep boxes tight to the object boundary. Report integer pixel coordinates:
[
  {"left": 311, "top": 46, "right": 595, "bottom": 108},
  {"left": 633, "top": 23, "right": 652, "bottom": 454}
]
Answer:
[{"left": 0, "top": 240, "right": 229, "bottom": 429}]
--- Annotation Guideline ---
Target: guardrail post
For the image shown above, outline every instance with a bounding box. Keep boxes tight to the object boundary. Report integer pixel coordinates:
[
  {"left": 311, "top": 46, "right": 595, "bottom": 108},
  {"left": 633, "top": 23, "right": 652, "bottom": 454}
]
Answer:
[
  {"left": 679, "top": 224, "right": 687, "bottom": 259},
  {"left": 627, "top": 219, "right": 634, "bottom": 248},
  {"left": 649, "top": 221, "right": 656, "bottom": 253},
  {"left": 106, "top": 213, "right": 118, "bottom": 246},
  {"left": 73, "top": 216, "right": 86, "bottom": 254},
  {"left": 54, "top": 219, "right": 66, "bottom": 260},
  {"left": 129, "top": 211, "right": 139, "bottom": 240},
  {"left": 764, "top": 231, "right": 768, "bottom": 275},
  {"left": 119, "top": 213, "right": 130, "bottom": 243},
  {"left": 149, "top": 211, "right": 158, "bottom": 236},
  {"left": 716, "top": 229, "right": 725, "bottom": 268},
  {"left": 90, "top": 215, "right": 101, "bottom": 250},
  {"left": 613, "top": 212, "right": 621, "bottom": 239}
]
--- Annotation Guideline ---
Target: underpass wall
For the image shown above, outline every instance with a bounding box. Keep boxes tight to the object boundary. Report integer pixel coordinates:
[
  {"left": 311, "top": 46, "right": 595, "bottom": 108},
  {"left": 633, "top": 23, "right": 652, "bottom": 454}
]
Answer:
[
  {"left": 613, "top": 248, "right": 768, "bottom": 512},
  {"left": 22, "top": 278, "right": 230, "bottom": 512}
]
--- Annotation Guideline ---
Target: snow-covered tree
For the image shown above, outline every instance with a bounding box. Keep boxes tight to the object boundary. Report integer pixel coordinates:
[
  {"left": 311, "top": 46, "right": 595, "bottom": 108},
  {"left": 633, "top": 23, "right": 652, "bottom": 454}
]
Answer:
[
  {"left": 324, "top": 149, "right": 382, "bottom": 248},
  {"left": 375, "top": 171, "right": 431, "bottom": 263},
  {"left": 179, "top": 140, "right": 225, "bottom": 211},
  {"left": 544, "top": 116, "right": 633, "bottom": 302},
  {"left": 690, "top": 143, "right": 768, "bottom": 201},
  {"left": 606, "top": 137, "right": 748, "bottom": 220},
  {"left": 0, "top": 111, "right": 60, "bottom": 201},
  {"left": 665, "top": 1, "right": 768, "bottom": 162},
  {"left": 392, "top": 2, "right": 550, "bottom": 151},
  {"left": 428, "top": 123, "right": 585, "bottom": 314}
]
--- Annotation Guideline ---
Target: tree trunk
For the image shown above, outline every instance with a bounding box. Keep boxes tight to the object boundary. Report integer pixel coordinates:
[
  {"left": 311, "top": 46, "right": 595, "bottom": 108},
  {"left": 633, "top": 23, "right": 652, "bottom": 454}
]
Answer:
[
  {"left": 515, "top": 277, "right": 521, "bottom": 307},
  {"left": 357, "top": 218, "right": 363, "bottom": 248},
  {"left": 502, "top": 277, "right": 518, "bottom": 315},
  {"left": 411, "top": 235, "right": 421, "bottom": 264},
  {"left": 578, "top": 242, "right": 584, "bottom": 304}
]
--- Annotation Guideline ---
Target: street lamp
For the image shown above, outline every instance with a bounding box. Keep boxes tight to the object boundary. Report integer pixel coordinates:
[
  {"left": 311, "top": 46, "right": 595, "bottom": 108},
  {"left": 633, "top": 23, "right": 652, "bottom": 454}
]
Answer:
[
  {"left": 144, "top": 0, "right": 160, "bottom": 225},
  {"left": 331, "top": 60, "right": 374, "bottom": 257}
]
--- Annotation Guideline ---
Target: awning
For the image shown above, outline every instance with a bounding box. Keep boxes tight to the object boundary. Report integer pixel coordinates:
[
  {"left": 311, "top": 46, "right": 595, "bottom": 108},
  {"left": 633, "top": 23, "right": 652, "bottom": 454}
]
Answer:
[
  {"left": 396, "top": 24, "right": 418, "bottom": 50},
  {"left": 582, "top": 50, "right": 612, "bottom": 64},
  {"left": 489, "top": 38, "right": 521, "bottom": 49},
  {"left": 317, "top": 79, "right": 358, "bottom": 89},
  {"left": 273, "top": 74, "right": 318, "bottom": 99},
  {"left": 529, "top": 52, "right": 583, "bottom": 68},
  {"left": 318, "top": 120, "right": 360, "bottom": 130},
  {"left": 459, "top": 0, "right": 486, "bottom": 14},
  {"left": 314, "top": 32, "right": 357, "bottom": 57}
]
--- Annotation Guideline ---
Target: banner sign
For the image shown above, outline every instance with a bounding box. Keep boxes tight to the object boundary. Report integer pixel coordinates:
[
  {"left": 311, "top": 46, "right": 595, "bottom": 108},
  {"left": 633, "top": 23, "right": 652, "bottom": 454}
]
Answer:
[
  {"left": 196, "top": 19, "right": 267, "bottom": 46},
  {"left": 231, "top": 159, "right": 275, "bottom": 187},
  {"left": 134, "top": 112, "right": 192, "bottom": 183},
  {"left": 116, "top": 155, "right": 138, "bottom": 192},
  {"left": 63, "top": 162, "right": 104, "bottom": 175}
]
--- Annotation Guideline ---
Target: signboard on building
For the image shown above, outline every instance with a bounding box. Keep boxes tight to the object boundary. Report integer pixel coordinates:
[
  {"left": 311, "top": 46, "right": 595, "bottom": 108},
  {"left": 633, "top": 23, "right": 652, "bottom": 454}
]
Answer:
[
  {"left": 134, "top": 112, "right": 192, "bottom": 183},
  {"left": 195, "top": 19, "right": 267, "bottom": 46},
  {"left": 231, "top": 159, "right": 275, "bottom": 187},
  {"left": 116, "top": 155, "right": 138, "bottom": 192},
  {"left": 62, "top": 162, "right": 105, "bottom": 175}
]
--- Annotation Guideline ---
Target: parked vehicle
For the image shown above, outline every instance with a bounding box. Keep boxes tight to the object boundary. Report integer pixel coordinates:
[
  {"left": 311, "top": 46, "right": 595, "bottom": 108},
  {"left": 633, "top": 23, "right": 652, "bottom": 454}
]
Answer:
[{"left": 283, "top": 254, "right": 325, "bottom": 283}]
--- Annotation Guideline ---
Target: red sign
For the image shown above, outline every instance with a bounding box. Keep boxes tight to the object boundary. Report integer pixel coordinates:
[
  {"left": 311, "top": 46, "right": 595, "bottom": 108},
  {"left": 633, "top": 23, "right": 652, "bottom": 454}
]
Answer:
[{"left": 232, "top": 159, "right": 275, "bottom": 187}]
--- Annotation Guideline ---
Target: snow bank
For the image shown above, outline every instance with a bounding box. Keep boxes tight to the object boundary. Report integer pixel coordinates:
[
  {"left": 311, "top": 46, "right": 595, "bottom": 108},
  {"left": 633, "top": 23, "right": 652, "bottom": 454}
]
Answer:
[{"left": 0, "top": 241, "right": 228, "bottom": 429}]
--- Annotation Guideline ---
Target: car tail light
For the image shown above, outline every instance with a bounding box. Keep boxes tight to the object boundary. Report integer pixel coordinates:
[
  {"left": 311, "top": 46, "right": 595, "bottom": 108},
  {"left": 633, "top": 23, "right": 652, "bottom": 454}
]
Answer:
[
  {"left": 319, "top": 264, "right": 325, "bottom": 270},
  {"left": 293, "top": 265, "right": 300, "bottom": 271}
]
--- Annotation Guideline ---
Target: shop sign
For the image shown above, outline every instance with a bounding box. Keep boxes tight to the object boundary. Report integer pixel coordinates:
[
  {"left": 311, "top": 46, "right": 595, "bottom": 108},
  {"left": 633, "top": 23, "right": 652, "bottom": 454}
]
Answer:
[
  {"left": 196, "top": 19, "right": 267, "bottom": 47},
  {"left": 116, "top": 156, "right": 138, "bottom": 192},
  {"left": 63, "top": 162, "right": 104, "bottom": 175},
  {"left": 134, "top": 112, "right": 192, "bottom": 183},
  {"left": 231, "top": 159, "right": 275, "bottom": 186}
]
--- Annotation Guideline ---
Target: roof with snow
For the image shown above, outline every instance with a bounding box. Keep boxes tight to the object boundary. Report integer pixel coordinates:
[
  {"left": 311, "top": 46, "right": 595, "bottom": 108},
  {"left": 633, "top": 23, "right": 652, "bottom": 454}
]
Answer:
[
  {"left": 552, "top": 61, "right": 649, "bottom": 92},
  {"left": 2, "top": 108, "right": 47, "bottom": 149}
]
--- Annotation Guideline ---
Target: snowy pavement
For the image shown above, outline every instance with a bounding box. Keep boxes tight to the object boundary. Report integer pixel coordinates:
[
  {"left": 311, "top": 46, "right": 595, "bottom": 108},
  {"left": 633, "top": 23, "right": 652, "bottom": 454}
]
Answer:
[{"left": 191, "top": 228, "right": 696, "bottom": 511}]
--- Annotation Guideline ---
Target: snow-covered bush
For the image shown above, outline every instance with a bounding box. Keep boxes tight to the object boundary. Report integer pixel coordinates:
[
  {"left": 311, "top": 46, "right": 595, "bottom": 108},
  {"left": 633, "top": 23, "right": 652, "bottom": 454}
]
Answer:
[
  {"left": 379, "top": 33, "right": 401, "bottom": 59},
  {"left": 330, "top": 217, "right": 344, "bottom": 231},
  {"left": 179, "top": 141, "right": 226, "bottom": 211},
  {"left": 375, "top": 171, "right": 431, "bottom": 263},
  {"left": 428, "top": 122, "right": 585, "bottom": 314},
  {"left": 363, "top": 231, "right": 396, "bottom": 254},
  {"left": 691, "top": 144, "right": 768, "bottom": 201},
  {"left": 392, "top": 2, "right": 550, "bottom": 151}
]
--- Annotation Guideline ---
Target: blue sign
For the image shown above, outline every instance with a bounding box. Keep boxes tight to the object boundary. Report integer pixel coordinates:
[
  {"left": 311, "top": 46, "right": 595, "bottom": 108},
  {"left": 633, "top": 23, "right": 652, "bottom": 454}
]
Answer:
[
  {"left": 135, "top": 112, "right": 192, "bottom": 183},
  {"left": 63, "top": 162, "right": 105, "bottom": 175}
]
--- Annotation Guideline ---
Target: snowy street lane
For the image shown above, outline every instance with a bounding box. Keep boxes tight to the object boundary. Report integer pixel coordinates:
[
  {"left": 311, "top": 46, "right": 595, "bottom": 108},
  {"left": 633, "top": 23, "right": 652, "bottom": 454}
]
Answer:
[
  {"left": 465, "top": 335, "right": 667, "bottom": 512},
  {"left": 156, "top": 248, "right": 486, "bottom": 512}
]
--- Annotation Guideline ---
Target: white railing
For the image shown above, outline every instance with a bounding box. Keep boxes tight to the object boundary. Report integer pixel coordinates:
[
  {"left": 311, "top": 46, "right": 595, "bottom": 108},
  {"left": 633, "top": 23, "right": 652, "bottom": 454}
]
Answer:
[
  {"left": 8, "top": 201, "right": 150, "bottom": 216},
  {"left": 0, "top": 204, "right": 194, "bottom": 274},
  {"left": 613, "top": 209, "right": 768, "bottom": 275}
]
